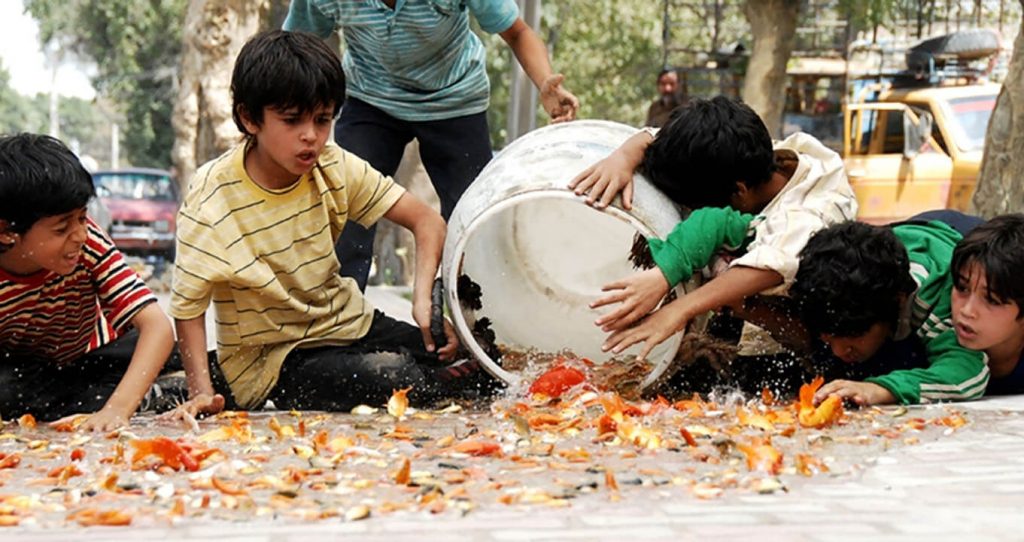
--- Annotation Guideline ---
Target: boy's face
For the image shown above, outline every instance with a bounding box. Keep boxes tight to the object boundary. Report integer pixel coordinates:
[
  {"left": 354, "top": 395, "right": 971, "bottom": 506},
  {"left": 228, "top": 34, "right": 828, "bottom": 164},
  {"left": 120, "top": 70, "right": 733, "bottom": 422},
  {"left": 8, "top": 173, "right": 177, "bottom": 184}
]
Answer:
[
  {"left": 242, "top": 104, "right": 334, "bottom": 182},
  {"left": 952, "top": 262, "right": 1024, "bottom": 351},
  {"left": 0, "top": 207, "right": 89, "bottom": 276},
  {"left": 820, "top": 321, "right": 892, "bottom": 364}
]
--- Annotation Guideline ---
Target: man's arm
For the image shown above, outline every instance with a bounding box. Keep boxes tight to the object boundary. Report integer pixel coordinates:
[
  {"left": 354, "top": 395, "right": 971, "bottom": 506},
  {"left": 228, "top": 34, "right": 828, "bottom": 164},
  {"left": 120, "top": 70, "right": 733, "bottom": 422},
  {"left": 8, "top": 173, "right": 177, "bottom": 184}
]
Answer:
[
  {"left": 499, "top": 18, "right": 579, "bottom": 123},
  {"left": 382, "top": 193, "right": 457, "bottom": 359},
  {"left": 568, "top": 130, "right": 654, "bottom": 210},
  {"left": 65, "top": 303, "right": 174, "bottom": 432}
]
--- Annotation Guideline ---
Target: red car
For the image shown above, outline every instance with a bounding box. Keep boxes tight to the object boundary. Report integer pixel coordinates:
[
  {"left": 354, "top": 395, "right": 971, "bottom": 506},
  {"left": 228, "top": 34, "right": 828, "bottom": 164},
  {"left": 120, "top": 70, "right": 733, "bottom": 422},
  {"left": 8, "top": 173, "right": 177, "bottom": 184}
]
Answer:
[{"left": 91, "top": 168, "right": 179, "bottom": 257}]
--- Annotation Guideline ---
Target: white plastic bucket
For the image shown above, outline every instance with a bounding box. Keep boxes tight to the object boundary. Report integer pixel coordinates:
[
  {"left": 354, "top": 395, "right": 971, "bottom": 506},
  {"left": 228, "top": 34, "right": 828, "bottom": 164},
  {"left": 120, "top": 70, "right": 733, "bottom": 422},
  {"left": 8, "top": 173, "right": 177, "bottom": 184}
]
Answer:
[{"left": 441, "top": 120, "right": 692, "bottom": 389}]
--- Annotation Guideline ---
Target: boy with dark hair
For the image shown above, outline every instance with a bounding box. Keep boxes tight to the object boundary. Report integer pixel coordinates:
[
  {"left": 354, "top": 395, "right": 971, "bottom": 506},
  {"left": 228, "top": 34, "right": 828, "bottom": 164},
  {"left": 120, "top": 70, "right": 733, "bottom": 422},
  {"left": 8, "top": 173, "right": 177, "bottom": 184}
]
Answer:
[
  {"left": 950, "top": 214, "right": 1024, "bottom": 395},
  {"left": 171, "top": 30, "right": 468, "bottom": 418},
  {"left": 790, "top": 220, "right": 988, "bottom": 405},
  {"left": 571, "top": 97, "right": 856, "bottom": 360},
  {"left": 0, "top": 133, "right": 174, "bottom": 431}
]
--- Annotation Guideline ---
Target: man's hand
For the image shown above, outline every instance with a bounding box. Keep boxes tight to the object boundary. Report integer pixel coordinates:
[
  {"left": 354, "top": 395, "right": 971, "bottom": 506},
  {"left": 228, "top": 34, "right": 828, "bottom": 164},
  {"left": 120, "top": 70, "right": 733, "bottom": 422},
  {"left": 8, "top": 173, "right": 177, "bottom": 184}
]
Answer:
[
  {"left": 568, "top": 152, "right": 636, "bottom": 210},
  {"left": 51, "top": 409, "right": 129, "bottom": 433},
  {"left": 162, "top": 393, "right": 226, "bottom": 421},
  {"left": 602, "top": 301, "right": 692, "bottom": 361},
  {"left": 815, "top": 380, "right": 896, "bottom": 406},
  {"left": 540, "top": 73, "right": 579, "bottom": 123},
  {"left": 592, "top": 268, "right": 670, "bottom": 332}
]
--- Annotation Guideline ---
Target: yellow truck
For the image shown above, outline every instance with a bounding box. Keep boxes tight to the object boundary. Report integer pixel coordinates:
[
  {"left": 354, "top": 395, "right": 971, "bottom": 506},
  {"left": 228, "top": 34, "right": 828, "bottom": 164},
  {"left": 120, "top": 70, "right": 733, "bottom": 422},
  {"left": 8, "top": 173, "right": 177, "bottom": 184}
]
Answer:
[
  {"left": 833, "top": 29, "right": 1003, "bottom": 223},
  {"left": 843, "top": 82, "right": 999, "bottom": 223}
]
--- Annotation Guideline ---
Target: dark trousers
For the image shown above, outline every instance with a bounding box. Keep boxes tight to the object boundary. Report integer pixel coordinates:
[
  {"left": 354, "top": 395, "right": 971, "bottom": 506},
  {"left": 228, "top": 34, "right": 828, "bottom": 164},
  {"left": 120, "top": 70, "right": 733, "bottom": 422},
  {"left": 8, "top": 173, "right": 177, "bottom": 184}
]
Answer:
[
  {"left": 0, "top": 330, "right": 178, "bottom": 421},
  {"left": 905, "top": 209, "right": 984, "bottom": 236},
  {"left": 210, "top": 311, "right": 447, "bottom": 411},
  {"left": 333, "top": 97, "right": 493, "bottom": 290}
]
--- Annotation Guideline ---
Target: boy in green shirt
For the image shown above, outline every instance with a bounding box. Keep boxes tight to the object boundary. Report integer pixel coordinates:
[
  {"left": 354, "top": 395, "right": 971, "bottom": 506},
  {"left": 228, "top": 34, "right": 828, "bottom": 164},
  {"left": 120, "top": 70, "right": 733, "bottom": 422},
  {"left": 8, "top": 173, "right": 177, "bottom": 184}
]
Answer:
[{"left": 790, "top": 220, "right": 988, "bottom": 405}]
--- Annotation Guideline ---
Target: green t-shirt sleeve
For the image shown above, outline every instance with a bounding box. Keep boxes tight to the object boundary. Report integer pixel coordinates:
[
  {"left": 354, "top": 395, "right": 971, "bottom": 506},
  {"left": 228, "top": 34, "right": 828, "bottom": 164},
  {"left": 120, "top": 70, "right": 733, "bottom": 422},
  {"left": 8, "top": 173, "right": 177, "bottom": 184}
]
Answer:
[
  {"left": 648, "top": 207, "right": 754, "bottom": 287},
  {"left": 865, "top": 329, "right": 989, "bottom": 404}
]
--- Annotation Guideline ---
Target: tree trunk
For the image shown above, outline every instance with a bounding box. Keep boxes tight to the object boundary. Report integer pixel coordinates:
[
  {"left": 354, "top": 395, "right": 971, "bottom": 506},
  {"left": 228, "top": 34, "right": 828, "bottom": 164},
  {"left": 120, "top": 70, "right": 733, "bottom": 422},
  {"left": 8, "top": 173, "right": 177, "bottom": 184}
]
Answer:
[
  {"left": 741, "top": 0, "right": 800, "bottom": 138},
  {"left": 969, "top": 1, "right": 1024, "bottom": 218},
  {"left": 171, "top": 0, "right": 266, "bottom": 191}
]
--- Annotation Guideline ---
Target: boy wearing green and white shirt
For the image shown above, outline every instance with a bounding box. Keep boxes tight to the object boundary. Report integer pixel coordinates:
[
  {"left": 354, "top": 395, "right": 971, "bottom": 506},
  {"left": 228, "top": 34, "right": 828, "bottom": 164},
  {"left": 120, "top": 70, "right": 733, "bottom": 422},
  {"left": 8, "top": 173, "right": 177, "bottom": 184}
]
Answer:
[{"left": 790, "top": 219, "right": 989, "bottom": 405}]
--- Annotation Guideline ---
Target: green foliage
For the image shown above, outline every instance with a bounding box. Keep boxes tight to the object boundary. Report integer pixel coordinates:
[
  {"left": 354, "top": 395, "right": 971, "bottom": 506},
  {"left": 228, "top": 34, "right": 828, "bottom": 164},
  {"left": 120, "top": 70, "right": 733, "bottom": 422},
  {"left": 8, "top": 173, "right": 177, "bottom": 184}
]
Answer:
[
  {"left": 0, "top": 62, "right": 107, "bottom": 162},
  {"left": 25, "top": 0, "right": 188, "bottom": 168},
  {"left": 482, "top": 0, "right": 662, "bottom": 148}
]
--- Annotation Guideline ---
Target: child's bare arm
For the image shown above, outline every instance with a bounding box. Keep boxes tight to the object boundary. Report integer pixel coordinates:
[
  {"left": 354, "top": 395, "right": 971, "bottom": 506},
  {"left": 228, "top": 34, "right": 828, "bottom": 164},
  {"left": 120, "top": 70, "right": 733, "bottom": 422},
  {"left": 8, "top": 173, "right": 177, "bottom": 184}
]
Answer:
[
  {"left": 383, "top": 193, "right": 458, "bottom": 359},
  {"left": 169, "top": 313, "right": 224, "bottom": 418},
  {"left": 569, "top": 130, "right": 654, "bottom": 210},
  {"left": 602, "top": 265, "right": 783, "bottom": 360},
  {"left": 57, "top": 303, "right": 174, "bottom": 432}
]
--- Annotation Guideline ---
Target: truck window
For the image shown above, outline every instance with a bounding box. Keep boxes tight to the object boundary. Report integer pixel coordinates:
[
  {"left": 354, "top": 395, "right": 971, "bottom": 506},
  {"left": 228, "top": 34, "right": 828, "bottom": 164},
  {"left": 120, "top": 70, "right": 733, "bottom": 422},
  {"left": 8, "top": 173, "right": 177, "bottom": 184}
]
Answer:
[
  {"left": 881, "top": 110, "right": 905, "bottom": 154},
  {"left": 850, "top": 109, "right": 878, "bottom": 155},
  {"left": 948, "top": 95, "right": 997, "bottom": 153}
]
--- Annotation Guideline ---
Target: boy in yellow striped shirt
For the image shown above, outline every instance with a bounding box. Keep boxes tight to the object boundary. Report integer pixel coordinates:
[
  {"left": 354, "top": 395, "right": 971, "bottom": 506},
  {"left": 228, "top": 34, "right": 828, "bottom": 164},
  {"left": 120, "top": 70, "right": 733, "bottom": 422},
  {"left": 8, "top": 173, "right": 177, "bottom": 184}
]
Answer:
[{"left": 169, "top": 30, "right": 469, "bottom": 416}]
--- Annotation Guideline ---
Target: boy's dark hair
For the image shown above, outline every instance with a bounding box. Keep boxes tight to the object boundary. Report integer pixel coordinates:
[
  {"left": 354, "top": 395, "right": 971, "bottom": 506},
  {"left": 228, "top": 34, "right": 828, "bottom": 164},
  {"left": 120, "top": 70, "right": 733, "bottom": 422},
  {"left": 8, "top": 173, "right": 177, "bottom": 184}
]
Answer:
[
  {"left": 790, "top": 221, "right": 917, "bottom": 338},
  {"left": 657, "top": 68, "right": 676, "bottom": 81},
  {"left": 231, "top": 30, "right": 346, "bottom": 136},
  {"left": 639, "top": 96, "right": 774, "bottom": 209},
  {"left": 951, "top": 214, "right": 1024, "bottom": 316},
  {"left": 0, "top": 133, "right": 95, "bottom": 252}
]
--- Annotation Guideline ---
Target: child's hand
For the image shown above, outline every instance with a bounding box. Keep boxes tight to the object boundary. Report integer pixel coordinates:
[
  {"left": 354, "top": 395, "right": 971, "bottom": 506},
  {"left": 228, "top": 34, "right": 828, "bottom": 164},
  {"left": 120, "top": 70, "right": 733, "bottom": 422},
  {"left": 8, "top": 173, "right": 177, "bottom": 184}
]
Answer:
[
  {"left": 51, "top": 408, "right": 129, "bottom": 433},
  {"left": 602, "top": 300, "right": 691, "bottom": 362},
  {"left": 163, "top": 393, "right": 226, "bottom": 421},
  {"left": 569, "top": 153, "right": 636, "bottom": 210},
  {"left": 539, "top": 73, "right": 579, "bottom": 123},
  {"left": 814, "top": 380, "right": 895, "bottom": 406},
  {"left": 591, "top": 268, "right": 670, "bottom": 332}
]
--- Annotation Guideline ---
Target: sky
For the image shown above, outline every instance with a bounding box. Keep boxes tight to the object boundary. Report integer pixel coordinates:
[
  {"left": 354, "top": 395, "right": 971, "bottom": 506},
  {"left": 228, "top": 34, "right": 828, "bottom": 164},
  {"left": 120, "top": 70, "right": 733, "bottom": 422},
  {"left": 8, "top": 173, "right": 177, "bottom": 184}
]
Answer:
[{"left": 0, "top": 0, "right": 96, "bottom": 100}]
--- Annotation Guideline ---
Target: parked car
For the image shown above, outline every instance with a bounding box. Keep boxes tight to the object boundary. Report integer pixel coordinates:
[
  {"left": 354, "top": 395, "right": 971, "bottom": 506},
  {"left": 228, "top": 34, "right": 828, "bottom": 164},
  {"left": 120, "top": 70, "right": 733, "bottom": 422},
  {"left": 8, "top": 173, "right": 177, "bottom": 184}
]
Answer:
[{"left": 91, "top": 168, "right": 179, "bottom": 257}]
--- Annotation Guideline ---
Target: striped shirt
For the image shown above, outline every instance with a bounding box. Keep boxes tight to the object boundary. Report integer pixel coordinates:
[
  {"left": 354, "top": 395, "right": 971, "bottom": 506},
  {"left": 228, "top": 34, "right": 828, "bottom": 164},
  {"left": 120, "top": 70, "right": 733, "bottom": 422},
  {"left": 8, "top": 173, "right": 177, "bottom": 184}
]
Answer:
[
  {"left": 0, "top": 218, "right": 155, "bottom": 364},
  {"left": 170, "top": 142, "right": 405, "bottom": 409},
  {"left": 283, "top": 0, "right": 519, "bottom": 121}
]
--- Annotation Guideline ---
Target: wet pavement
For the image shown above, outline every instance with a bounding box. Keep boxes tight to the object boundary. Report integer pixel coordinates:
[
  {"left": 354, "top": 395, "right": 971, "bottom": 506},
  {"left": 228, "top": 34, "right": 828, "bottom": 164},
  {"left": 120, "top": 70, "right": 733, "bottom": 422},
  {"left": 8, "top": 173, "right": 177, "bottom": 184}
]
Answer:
[{"left": 2, "top": 287, "right": 1010, "bottom": 540}]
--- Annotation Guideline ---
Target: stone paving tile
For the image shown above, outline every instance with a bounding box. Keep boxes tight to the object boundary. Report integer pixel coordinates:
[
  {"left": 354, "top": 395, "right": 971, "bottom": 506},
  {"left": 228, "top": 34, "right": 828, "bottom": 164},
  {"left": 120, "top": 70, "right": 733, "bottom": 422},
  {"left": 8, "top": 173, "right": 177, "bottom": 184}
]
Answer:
[{"left": 488, "top": 526, "right": 678, "bottom": 541}]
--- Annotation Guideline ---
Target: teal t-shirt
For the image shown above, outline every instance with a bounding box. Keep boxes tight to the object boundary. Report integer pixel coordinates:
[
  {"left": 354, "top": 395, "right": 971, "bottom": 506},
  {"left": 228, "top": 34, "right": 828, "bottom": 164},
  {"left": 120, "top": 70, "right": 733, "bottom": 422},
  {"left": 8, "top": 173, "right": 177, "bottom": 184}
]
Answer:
[{"left": 284, "top": 0, "right": 519, "bottom": 121}]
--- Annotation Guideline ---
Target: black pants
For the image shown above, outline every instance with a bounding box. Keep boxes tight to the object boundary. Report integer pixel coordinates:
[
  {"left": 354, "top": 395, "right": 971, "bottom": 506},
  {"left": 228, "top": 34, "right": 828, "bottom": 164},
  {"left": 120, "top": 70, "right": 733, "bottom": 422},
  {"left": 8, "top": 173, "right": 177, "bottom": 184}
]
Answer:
[
  {"left": 210, "top": 311, "right": 449, "bottom": 411},
  {"left": 0, "top": 330, "right": 179, "bottom": 421},
  {"left": 333, "top": 97, "right": 494, "bottom": 290}
]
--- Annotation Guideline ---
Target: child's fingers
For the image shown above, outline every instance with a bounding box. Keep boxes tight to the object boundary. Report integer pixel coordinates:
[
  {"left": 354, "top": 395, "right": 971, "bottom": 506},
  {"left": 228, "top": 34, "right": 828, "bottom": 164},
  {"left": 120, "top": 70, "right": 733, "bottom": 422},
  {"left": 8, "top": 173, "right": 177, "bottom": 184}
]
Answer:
[
  {"left": 597, "top": 179, "right": 624, "bottom": 209},
  {"left": 591, "top": 291, "right": 627, "bottom": 311},
  {"left": 418, "top": 325, "right": 436, "bottom": 354},
  {"left": 570, "top": 165, "right": 596, "bottom": 190},
  {"left": 585, "top": 176, "right": 611, "bottom": 205},
  {"left": 622, "top": 182, "right": 634, "bottom": 211},
  {"left": 595, "top": 302, "right": 633, "bottom": 326}
]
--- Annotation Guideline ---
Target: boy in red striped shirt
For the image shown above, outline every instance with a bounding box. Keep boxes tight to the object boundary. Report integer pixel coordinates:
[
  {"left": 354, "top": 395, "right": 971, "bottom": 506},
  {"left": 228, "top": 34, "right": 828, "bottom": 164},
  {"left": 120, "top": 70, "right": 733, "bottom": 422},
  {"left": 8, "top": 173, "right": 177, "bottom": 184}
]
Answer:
[{"left": 0, "top": 134, "right": 175, "bottom": 431}]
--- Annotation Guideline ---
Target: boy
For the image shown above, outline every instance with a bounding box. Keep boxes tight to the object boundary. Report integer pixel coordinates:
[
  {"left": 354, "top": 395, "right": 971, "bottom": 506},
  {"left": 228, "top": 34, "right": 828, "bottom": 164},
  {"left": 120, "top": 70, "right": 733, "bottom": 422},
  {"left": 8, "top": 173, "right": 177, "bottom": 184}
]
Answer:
[
  {"left": 170, "top": 30, "right": 466, "bottom": 417},
  {"left": 950, "top": 214, "right": 1024, "bottom": 395},
  {"left": 790, "top": 220, "right": 988, "bottom": 405},
  {"left": 570, "top": 97, "right": 856, "bottom": 360},
  {"left": 0, "top": 133, "right": 174, "bottom": 431}
]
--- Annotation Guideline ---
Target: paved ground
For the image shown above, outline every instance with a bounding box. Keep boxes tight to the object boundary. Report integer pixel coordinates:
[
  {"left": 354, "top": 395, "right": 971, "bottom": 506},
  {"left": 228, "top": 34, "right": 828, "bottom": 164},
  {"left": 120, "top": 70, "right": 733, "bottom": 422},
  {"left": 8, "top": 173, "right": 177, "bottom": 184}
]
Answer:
[{"left": 10, "top": 286, "right": 1011, "bottom": 540}]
